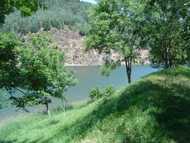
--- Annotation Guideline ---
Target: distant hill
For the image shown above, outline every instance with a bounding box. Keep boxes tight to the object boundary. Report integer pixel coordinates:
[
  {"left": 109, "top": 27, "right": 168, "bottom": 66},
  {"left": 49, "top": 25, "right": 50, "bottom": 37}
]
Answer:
[{"left": 0, "top": 0, "right": 91, "bottom": 34}]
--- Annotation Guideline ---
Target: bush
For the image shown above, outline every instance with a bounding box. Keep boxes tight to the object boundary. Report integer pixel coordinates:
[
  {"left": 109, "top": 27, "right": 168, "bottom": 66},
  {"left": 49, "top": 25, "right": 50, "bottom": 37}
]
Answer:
[
  {"left": 103, "top": 86, "right": 115, "bottom": 97},
  {"left": 89, "top": 88, "right": 102, "bottom": 100},
  {"left": 89, "top": 86, "right": 115, "bottom": 101}
]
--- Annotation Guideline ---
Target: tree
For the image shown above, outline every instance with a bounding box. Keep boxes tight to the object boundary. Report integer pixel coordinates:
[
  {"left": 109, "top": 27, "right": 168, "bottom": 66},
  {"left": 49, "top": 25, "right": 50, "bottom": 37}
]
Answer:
[
  {"left": 86, "top": 0, "right": 143, "bottom": 83},
  {"left": 20, "top": 33, "right": 76, "bottom": 113},
  {"left": 0, "top": 32, "right": 29, "bottom": 111},
  {"left": 0, "top": 32, "right": 76, "bottom": 113},
  {"left": 141, "top": 0, "right": 190, "bottom": 68},
  {"left": 0, "top": 33, "right": 21, "bottom": 90},
  {"left": 0, "top": 0, "right": 38, "bottom": 24}
]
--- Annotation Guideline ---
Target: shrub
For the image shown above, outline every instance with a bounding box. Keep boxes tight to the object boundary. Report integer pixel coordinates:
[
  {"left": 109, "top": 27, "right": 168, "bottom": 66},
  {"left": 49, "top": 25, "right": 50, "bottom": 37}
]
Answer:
[
  {"left": 89, "top": 86, "right": 115, "bottom": 101},
  {"left": 103, "top": 86, "right": 115, "bottom": 97},
  {"left": 89, "top": 88, "right": 102, "bottom": 100}
]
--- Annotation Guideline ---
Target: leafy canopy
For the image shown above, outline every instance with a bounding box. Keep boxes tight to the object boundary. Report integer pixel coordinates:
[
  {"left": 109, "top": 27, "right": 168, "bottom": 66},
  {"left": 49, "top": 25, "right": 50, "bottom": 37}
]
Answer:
[
  {"left": 87, "top": 0, "right": 190, "bottom": 71},
  {"left": 86, "top": 0, "right": 144, "bottom": 83},
  {"left": 0, "top": 32, "right": 76, "bottom": 109},
  {"left": 140, "top": 0, "right": 190, "bottom": 67},
  {"left": 0, "top": 0, "right": 38, "bottom": 24}
]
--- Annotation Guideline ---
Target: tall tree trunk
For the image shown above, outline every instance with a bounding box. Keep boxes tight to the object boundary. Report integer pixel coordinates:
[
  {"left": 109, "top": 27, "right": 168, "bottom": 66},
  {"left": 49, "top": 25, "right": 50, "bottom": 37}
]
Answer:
[
  {"left": 163, "top": 46, "right": 172, "bottom": 69},
  {"left": 164, "top": 41, "right": 173, "bottom": 68},
  {"left": 165, "top": 47, "right": 169, "bottom": 68},
  {"left": 45, "top": 103, "right": 51, "bottom": 117},
  {"left": 124, "top": 57, "right": 132, "bottom": 84}
]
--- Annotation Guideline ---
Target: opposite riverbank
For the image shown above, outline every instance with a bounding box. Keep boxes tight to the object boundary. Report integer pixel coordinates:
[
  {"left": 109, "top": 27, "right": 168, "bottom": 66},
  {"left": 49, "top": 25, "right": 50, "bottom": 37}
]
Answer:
[{"left": 50, "top": 28, "right": 150, "bottom": 66}]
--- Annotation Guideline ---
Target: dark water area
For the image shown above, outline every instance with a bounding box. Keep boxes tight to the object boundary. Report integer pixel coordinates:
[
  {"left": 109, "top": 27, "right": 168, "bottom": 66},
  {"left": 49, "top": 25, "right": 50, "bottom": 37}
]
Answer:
[{"left": 65, "top": 65, "right": 158, "bottom": 102}]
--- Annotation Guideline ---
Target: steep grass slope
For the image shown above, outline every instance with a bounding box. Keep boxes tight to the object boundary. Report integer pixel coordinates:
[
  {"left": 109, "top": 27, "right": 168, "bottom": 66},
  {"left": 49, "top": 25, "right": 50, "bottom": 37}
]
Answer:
[{"left": 0, "top": 67, "right": 190, "bottom": 143}]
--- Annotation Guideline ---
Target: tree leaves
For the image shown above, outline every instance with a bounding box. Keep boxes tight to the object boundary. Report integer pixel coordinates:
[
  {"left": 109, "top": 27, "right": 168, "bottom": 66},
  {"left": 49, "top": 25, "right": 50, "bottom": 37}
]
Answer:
[
  {"left": 0, "top": 0, "right": 38, "bottom": 23},
  {"left": 0, "top": 32, "right": 76, "bottom": 110},
  {"left": 142, "top": 0, "right": 190, "bottom": 67}
]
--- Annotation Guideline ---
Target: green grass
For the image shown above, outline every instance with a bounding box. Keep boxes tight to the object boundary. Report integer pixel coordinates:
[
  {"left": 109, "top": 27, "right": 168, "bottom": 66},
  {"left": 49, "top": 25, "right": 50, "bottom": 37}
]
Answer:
[{"left": 0, "top": 66, "right": 190, "bottom": 143}]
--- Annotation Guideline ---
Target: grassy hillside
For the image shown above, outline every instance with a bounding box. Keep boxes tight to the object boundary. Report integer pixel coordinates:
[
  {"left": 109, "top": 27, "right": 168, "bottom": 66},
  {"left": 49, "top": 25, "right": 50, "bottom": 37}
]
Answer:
[
  {"left": 0, "top": 0, "right": 91, "bottom": 34},
  {"left": 0, "top": 66, "right": 190, "bottom": 143}
]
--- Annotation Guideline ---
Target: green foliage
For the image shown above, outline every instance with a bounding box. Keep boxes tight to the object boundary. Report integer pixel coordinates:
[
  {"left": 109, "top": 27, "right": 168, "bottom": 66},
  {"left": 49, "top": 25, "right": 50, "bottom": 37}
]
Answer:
[
  {"left": 0, "top": 32, "right": 21, "bottom": 89},
  {"left": 103, "top": 86, "right": 115, "bottom": 97},
  {"left": 86, "top": 0, "right": 143, "bottom": 83},
  {"left": 100, "top": 60, "right": 121, "bottom": 76},
  {"left": 89, "top": 88, "right": 101, "bottom": 100},
  {"left": 140, "top": 0, "right": 190, "bottom": 68},
  {"left": 0, "top": 0, "right": 38, "bottom": 24},
  {"left": 20, "top": 33, "right": 76, "bottom": 97},
  {"left": 0, "top": 0, "right": 91, "bottom": 34},
  {"left": 89, "top": 86, "right": 115, "bottom": 100},
  {"left": 87, "top": 0, "right": 190, "bottom": 72},
  {"left": 0, "top": 32, "right": 76, "bottom": 110},
  {"left": 0, "top": 67, "right": 190, "bottom": 142}
]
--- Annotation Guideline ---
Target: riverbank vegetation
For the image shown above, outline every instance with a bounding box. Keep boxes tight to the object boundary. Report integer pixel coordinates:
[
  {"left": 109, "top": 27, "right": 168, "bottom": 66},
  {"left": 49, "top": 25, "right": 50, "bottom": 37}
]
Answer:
[
  {"left": 0, "top": 66, "right": 190, "bottom": 143},
  {"left": 86, "top": 0, "right": 190, "bottom": 83},
  {"left": 0, "top": 32, "right": 75, "bottom": 113}
]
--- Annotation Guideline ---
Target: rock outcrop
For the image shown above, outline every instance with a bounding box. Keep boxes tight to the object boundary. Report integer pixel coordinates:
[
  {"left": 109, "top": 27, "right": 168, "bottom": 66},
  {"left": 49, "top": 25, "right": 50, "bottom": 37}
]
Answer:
[
  {"left": 49, "top": 28, "right": 150, "bottom": 66},
  {"left": 50, "top": 28, "right": 104, "bottom": 66}
]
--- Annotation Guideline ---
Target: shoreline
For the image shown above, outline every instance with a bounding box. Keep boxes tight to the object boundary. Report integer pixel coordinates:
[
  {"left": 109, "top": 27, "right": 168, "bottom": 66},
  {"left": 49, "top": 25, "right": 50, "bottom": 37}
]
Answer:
[
  {"left": 65, "top": 63, "right": 102, "bottom": 67},
  {"left": 65, "top": 63, "right": 151, "bottom": 67}
]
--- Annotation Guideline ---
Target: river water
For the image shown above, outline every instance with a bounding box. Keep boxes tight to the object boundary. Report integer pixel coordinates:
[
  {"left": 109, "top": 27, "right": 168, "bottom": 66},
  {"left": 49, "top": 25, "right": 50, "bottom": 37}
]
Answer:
[
  {"left": 0, "top": 65, "right": 158, "bottom": 122},
  {"left": 66, "top": 65, "right": 158, "bottom": 103}
]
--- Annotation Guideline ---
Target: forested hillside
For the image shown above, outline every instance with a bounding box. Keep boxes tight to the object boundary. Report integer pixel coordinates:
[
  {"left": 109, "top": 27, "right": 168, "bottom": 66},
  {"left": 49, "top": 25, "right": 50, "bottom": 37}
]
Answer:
[{"left": 0, "top": 0, "right": 91, "bottom": 34}]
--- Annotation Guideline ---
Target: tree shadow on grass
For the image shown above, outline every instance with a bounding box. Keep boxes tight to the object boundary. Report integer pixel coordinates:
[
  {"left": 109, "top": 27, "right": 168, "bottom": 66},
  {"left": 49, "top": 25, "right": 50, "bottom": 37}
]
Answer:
[
  {"left": 19, "top": 138, "right": 43, "bottom": 143},
  {"left": 39, "top": 75, "right": 190, "bottom": 143},
  {"left": 127, "top": 78, "right": 190, "bottom": 143},
  {"left": 157, "top": 97, "right": 190, "bottom": 142},
  {"left": 0, "top": 141, "right": 16, "bottom": 143},
  {"left": 155, "top": 83, "right": 190, "bottom": 143},
  {"left": 39, "top": 80, "right": 161, "bottom": 143},
  {"left": 0, "top": 138, "right": 45, "bottom": 143}
]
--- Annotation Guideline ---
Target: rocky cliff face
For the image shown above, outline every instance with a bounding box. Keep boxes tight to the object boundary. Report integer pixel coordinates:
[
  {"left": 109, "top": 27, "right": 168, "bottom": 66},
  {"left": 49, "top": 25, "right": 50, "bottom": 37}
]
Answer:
[
  {"left": 49, "top": 28, "right": 150, "bottom": 66},
  {"left": 50, "top": 28, "right": 104, "bottom": 66}
]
